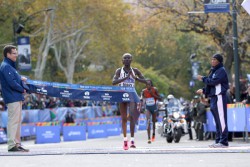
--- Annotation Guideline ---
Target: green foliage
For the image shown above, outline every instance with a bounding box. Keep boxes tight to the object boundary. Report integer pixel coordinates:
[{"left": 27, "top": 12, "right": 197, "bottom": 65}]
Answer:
[{"left": 2, "top": 0, "right": 250, "bottom": 101}]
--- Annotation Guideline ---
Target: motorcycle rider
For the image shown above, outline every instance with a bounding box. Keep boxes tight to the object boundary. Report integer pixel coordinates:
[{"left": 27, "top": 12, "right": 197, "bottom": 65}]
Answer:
[
  {"left": 166, "top": 94, "right": 175, "bottom": 108},
  {"left": 164, "top": 94, "right": 185, "bottom": 143},
  {"left": 141, "top": 80, "right": 161, "bottom": 144}
]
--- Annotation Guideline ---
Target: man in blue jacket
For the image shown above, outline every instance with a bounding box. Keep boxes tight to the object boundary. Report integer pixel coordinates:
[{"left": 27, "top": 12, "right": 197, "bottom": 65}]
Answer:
[
  {"left": 196, "top": 53, "right": 229, "bottom": 148},
  {"left": 0, "top": 45, "right": 29, "bottom": 152}
]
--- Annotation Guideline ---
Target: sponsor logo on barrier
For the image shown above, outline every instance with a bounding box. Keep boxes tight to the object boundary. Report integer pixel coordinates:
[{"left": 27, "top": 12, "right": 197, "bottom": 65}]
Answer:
[
  {"left": 24, "top": 128, "right": 30, "bottom": 133},
  {"left": 68, "top": 131, "right": 81, "bottom": 136},
  {"left": 83, "top": 91, "right": 90, "bottom": 99},
  {"left": 60, "top": 90, "right": 72, "bottom": 98},
  {"left": 122, "top": 93, "right": 130, "bottom": 101},
  {"left": 91, "top": 129, "right": 104, "bottom": 134},
  {"left": 42, "top": 131, "right": 55, "bottom": 138},
  {"left": 107, "top": 128, "right": 119, "bottom": 132},
  {"left": 101, "top": 93, "right": 112, "bottom": 101}
]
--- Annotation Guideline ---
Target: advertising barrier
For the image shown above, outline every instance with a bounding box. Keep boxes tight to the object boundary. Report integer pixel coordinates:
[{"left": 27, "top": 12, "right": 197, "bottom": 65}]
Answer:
[
  {"left": 0, "top": 128, "right": 7, "bottom": 144},
  {"left": 87, "top": 123, "right": 108, "bottom": 139},
  {"left": 63, "top": 123, "right": 86, "bottom": 141},
  {"left": 205, "top": 111, "right": 216, "bottom": 132},
  {"left": 124, "top": 122, "right": 138, "bottom": 134},
  {"left": 227, "top": 104, "right": 246, "bottom": 131},
  {"left": 36, "top": 122, "right": 60, "bottom": 144},
  {"left": 106, "top": 123, "right": 121, "bottom": 136},
  {"left": 106, "top": 117, "right": 121, "bottom": 136},
  {"left": 138, "top": 114, "right": 147, "bottom": 130},
  {"left": 21, "top": 124, "right": 31, "bottom": 137},
  {"left": 205, "top": 104, "right": 250, "bottom": 132}
]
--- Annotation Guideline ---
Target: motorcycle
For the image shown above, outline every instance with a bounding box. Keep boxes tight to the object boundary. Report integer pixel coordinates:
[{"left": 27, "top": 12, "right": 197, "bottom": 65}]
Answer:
[{"left": 157, "top": 98, "right": 186, "bottom": 143}]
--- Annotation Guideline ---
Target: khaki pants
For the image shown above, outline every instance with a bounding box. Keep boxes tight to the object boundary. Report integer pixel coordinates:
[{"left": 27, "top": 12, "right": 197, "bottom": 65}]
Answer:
[{"left": 7, "top": 101, "right": 22, "bottom": 150}]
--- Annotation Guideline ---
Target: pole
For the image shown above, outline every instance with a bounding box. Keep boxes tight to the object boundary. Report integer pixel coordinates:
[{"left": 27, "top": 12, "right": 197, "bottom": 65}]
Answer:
[
  {"left": 232, "top": 0, "right": 240, "bottom": 102},
  {"left": 12, "top": 19, "right": 17, "bottom": 46}
]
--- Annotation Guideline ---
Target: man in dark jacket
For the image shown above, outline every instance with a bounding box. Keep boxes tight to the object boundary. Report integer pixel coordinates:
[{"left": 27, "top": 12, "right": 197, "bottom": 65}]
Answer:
[
  {"left": 0, "top": 45, "right": 29, "bottom": 152},
  {"left": 197, "top": 53, "right": 229, "bottom": 148},
  {"left": 195, "top": 95, "right": 207, "bottom": 141}
]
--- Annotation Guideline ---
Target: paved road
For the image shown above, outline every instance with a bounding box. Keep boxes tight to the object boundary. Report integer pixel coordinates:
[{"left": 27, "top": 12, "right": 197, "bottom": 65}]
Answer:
[{"left": 0, "top": 130, "right": 250, "bottom": 167}]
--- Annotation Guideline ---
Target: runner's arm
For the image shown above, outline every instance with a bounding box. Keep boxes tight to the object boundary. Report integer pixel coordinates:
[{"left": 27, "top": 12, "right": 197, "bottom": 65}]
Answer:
[
  {"left": 112, "top": 68, "right": 129, "bottom": 85},
  {"left": 133, "top": 68, "right": 147, "bottom": 84}
]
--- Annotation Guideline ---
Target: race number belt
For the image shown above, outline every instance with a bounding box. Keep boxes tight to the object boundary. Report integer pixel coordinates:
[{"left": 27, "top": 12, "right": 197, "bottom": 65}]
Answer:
[{"left": 145, "top": 97, "right": 155, "bottom": 106}]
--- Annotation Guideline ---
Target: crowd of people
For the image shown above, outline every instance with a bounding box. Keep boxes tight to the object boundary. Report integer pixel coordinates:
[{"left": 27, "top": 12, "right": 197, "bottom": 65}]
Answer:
[{"left": 0, "top": 93, "right": 119, "bottom": 116}]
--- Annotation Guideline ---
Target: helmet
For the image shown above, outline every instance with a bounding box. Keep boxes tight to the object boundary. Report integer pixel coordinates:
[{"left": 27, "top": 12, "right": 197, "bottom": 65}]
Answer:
[{"left": 167, "top": 94, "right": 174, "bottom": 100}]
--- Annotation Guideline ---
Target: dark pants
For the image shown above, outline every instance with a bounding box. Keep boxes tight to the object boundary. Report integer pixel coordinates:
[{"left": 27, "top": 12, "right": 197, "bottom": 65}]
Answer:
[
  {"left": 210, "top": 95, "right": 228, "bottom": 145},
  {"left": 196, "top": 122, "right": 204, "bottom": 140},
  {"left": 186, "top": 120, "right": 193, "bottom": 140}
]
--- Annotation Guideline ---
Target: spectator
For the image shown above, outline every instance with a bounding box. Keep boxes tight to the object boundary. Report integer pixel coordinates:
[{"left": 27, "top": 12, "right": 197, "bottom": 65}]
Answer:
[
  {"left": 65, "top": 111, "right": 75, "bottom": 123},
  {"left": 183, "top": 101, "right": 193, "bottom": 140},
  {"left": 0, "top": 45, "right": 29, "bottom": 152},
  {"left": 197, "top": 53, "right": 229, "bottom": 148}
]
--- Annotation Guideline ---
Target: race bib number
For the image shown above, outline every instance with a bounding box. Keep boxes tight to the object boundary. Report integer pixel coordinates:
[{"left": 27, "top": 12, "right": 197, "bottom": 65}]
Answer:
[
  {"left": 119, "top": 81, "right": 135, "bottom": 87},
  {"left": 145, "top": 97, "right": 155, "bottom": 106}
]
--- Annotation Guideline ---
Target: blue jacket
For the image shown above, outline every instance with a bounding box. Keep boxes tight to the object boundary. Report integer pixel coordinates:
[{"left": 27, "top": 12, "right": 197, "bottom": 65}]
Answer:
[
  {"left": 202, "top": 63, "right": 229, "bottom": 97},
  {"left": 0, "top": 58, "right": 25, "bottom": 104}
]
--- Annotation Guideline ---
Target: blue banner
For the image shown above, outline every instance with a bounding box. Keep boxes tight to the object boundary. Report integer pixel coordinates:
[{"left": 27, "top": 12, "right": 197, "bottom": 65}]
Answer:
[
  {"left": 63, "top": 125, "right": 86, "bottom": 141},
  {"left": 26, "top": 79, "right": 140, "bottom": 103},
  {"left": 204, "top": 0, "right": 230, "bottom": 13},
  {"left": 17, "top": 36, "right": 32, "bottom": 71},
  {"left": 36, "top": 126, "right": 61, "bottom": 144}
]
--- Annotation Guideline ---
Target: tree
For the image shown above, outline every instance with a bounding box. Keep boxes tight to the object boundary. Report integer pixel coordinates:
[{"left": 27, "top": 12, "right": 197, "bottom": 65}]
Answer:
[{"left": 137, "top": 0, "right": 250, "bottom": 81}]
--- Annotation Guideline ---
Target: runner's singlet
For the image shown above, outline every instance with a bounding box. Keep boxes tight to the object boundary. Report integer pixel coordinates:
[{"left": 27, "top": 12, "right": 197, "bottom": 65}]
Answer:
[
  {"left": 143, "top": 87, "right": 157, "bottom": 106},
  {"left": 118, "top": 67, "right": 136, "bottom": 87},
  {"left": 143, "top": 87, "right": 157, "bottom": 114}
]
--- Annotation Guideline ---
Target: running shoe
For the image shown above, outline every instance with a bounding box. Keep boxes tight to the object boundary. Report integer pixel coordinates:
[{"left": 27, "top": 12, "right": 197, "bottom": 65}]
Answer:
[
  {"left": 212, "top": 143, "right": 229, "bottom": 148},
  {"left": 148, "top": 140, "right": 151, "bottom": 144},
  {"left": 123, "top": 140, "right": 129, "bottom": 150},
  {"left": 151, "top": 134, "right": 155, "bottom": 142},
  {"left": 130, "top": 141, "right": 136, "bottom": 148},
  {"left": 208, "top": 143, "right": 217, "bottom": 148}
]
